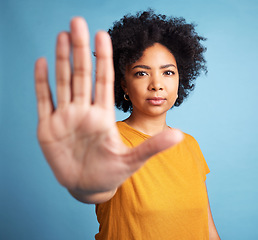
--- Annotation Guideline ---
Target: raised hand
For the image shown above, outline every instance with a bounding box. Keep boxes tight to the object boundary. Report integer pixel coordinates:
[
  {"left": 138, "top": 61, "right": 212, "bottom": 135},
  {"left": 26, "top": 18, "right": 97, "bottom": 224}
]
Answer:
[{"left": 34, "top": 17, "right": 183, "bottom": 203}]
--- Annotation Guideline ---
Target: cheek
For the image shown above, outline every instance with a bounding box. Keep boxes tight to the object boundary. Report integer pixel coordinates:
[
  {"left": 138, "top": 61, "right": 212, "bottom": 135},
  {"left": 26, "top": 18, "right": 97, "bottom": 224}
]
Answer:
[
  {"left": 167, "top": 80, "right": 179, "bottom": 93},
  {"left": 127, "top": 81, "right": 146, "bottom": 96},
  {"left": 166, "top": 81, "right": 179, "bottom": 104},
  {"left": 129, "top": 89, "right": 144, "bottom": 102}
]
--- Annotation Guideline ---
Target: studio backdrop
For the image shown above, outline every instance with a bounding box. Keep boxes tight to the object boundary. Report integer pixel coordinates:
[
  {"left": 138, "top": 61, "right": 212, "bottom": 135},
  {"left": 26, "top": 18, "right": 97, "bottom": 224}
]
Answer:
[{"left": 1, "top": 0, "right": 258, "bottom": 239}]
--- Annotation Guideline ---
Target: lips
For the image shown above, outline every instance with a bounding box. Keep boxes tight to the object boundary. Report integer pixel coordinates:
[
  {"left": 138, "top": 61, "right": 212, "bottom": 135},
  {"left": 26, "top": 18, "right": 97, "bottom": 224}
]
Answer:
[
  {"left": 147, "top": 97, "right": 166, "bottom": 100},
  {"left": 146, "top": 97, "right": 166, "bottom": 105}
]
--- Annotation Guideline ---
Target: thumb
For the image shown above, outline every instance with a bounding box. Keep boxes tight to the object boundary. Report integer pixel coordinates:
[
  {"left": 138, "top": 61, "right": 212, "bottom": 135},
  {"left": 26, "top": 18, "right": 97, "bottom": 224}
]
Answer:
[{"left": 126, "top": 128, "right": 184, "bottom": 169}]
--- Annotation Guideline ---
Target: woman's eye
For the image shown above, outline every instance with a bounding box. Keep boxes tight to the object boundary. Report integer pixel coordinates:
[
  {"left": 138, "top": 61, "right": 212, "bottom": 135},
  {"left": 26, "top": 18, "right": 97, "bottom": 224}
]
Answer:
[
  {"left": 164, "top": 71, "right": 175, "bottom": 76},
  {"left": 135, "top": 71, "right": 148, "bottom": 77}
]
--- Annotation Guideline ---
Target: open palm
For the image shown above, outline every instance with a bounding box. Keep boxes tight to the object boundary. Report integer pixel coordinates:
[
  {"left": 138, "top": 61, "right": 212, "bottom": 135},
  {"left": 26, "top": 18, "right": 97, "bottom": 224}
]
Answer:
[{"left": 34, "top": 17, "right": 183, "bottom": 203}]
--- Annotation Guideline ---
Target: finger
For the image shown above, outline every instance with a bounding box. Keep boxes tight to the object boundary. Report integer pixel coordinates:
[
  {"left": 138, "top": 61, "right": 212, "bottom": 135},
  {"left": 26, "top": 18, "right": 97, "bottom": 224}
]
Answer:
[
  {"left": 56, "top": 32, "right": 72, "bottom": 108},
  {"left": 127, "top": 129, "right": 184, "bottom": 170},
  {"left": 34, "top": 58, "right": 54, "bottom": 120},
  {"left": 94, "top": 31, "right": 115, "bottom": 109},
  {"left": 70, "top": 17, "right": 92, "bottom": 105}
]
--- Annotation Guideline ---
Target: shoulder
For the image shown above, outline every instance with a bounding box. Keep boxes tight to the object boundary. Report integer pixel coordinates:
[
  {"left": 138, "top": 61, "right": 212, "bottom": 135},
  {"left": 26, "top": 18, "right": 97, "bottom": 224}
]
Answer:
[
  {"left": 180, "top": 132, "right": 206, "bottom": 163},
  {"left": 116, "top": 121, "right": 147, "bottom": 147},
  {"left": 182, "top": 132, "right": 198, "bottom": 144},
  {"left": 116, "top": 121, "right": 134, "bottom": 136},
  {"left": 179, "top": 131, "right": 203, "bottom": 153},
  {"left": 116, "top": 121, "right": 126, "bottom": 131}
]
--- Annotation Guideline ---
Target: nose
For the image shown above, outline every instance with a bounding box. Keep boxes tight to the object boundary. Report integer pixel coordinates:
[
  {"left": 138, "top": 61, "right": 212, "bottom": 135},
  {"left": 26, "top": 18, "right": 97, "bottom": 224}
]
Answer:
[{"left": 148, "top": 74, "right": 164, "bottom": 91}]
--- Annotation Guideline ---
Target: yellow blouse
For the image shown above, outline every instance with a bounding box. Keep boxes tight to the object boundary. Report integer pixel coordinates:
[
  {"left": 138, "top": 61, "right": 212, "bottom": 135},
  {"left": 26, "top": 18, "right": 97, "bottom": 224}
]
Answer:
[{"left": 95, "top": 121, "right": 210, "bottom": 240}]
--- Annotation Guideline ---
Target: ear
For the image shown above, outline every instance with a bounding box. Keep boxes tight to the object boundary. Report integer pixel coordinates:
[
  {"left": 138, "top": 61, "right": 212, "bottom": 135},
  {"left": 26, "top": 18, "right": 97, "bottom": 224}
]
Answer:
[{"left": 121, "top": 79, "right": 127, "bottom": 93}]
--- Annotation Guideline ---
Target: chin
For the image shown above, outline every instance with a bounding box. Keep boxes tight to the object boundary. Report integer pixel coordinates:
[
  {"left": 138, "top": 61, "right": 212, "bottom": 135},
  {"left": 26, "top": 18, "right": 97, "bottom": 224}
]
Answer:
[{"left": 144, "top": 108, "right": 170, "bottom": 117}]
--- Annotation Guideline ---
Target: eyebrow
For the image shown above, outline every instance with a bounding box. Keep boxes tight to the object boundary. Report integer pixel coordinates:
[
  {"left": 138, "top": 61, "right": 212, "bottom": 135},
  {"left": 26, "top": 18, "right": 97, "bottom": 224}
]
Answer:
[
  {"left": 132, "top": 64, "right": 177, "bottom": 70},
  {"left": 160, "top": 64, "right": 177, "bottom": 69}
]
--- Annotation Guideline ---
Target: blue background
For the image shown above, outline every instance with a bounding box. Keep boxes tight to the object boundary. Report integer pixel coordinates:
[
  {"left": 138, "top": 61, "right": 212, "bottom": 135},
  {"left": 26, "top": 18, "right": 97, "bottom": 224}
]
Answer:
[{"left": 1, "top": 0, "right": 258, "bottom": 239}]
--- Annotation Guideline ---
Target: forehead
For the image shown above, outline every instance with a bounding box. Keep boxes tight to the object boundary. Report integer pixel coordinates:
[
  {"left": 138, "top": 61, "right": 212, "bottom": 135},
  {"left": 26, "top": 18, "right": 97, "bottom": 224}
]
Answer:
[{"left": 132, "top": 43, "right": 177, "bottom": 66}]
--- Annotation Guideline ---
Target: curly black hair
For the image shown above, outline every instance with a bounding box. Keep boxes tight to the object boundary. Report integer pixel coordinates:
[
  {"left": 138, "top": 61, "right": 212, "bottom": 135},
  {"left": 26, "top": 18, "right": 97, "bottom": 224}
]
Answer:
[{"left": 108, "top": 9, "right": 207, "bottom": 112}]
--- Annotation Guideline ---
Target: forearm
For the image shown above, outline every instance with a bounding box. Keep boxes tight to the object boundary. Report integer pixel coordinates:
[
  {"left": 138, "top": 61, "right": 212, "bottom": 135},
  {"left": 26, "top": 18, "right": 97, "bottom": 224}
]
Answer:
[{"left": 68, "top": 188, "right": 117, "bottom": 204}]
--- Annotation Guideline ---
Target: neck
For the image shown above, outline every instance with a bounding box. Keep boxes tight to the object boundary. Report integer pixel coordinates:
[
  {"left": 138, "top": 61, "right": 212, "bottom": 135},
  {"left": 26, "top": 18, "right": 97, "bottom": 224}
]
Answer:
[{"left": 124, "top": 111, "right": 169, "bottom": 136}]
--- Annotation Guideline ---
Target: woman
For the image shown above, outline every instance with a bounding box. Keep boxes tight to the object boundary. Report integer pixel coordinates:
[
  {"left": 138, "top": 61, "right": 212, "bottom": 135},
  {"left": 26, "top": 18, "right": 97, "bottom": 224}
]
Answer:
[{"left": 34, "top": 10, "right": 220, "bottom": 239}]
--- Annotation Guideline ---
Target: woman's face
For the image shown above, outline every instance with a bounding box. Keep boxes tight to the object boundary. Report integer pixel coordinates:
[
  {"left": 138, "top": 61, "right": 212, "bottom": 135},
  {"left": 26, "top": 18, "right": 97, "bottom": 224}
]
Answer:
[{"left": 123, "top": 43, "right": 179, "bottom": 118}]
